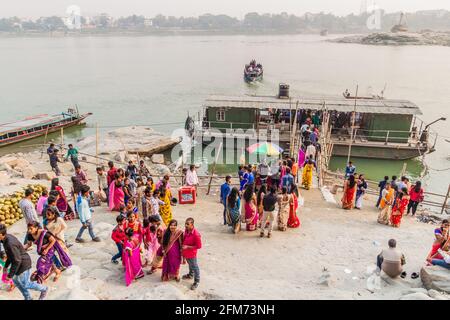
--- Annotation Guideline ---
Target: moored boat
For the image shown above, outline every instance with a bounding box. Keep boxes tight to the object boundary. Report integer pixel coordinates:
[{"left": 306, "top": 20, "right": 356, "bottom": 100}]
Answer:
[
  {"left": 189, "top": 85, "right": 442, "bottom": 161},
  {"left": 244, "top": 60, "right": 263, "bottom": 83},
  {"left": 0, "top": 107, "right": 92, "bottom": 147}
]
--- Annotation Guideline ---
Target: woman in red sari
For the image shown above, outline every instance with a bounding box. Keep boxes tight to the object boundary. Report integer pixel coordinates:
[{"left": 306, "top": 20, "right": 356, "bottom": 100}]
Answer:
[
  {"left": 109, "top": 174, "right": 124, "bottom": 211},
  {"left": 288, "top": 184, "right": 300, "bottom": 228},
  {"left": 51, "top": 178, "right": 75, "bottom": 220},
  {"left": 390, "top": 188, "right": 409, "bottom": 228},
  {"left": 161, "top": 220, "right": 184, "bottom": 282},
  {"left": 342, "top": 175, "right": 356, "bottom": 210}
]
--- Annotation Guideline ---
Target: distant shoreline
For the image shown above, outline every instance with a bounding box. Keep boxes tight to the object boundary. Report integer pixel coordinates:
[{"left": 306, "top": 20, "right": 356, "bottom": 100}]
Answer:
[{"left": 0, "top": 29, "right": 359, "bottom": 38}]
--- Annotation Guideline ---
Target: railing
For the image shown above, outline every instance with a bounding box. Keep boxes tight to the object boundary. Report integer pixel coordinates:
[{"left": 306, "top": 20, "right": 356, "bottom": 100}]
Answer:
[
  {"left": 200, "top": 121, "right": 256, "bottom": 131},
  {"left": 330, "top": 127, "right": 434, "bottom": 147}
]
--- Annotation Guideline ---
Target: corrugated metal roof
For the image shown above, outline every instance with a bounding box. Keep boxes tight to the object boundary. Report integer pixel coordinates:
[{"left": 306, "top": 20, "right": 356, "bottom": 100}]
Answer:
[
  {"left": 0, "top": 113, "right": 67, "bottom": 134},
  {"left": 204, "top": 95, "right": 422, "bottom": 115}
]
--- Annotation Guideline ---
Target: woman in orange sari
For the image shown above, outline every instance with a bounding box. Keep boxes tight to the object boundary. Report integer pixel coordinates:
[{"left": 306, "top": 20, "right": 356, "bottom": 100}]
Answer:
[
  {"left": 161, "top": 220, "right": 184, "bottom": 282},
  {"left": 342, "top": 175, "right": 356, "bottom": 210},
  {"left": 390, "top": 188, "right": 409, "bottom": 228},
  {"left": 288, "top": 184, "right": 300, "bottom": 228}
]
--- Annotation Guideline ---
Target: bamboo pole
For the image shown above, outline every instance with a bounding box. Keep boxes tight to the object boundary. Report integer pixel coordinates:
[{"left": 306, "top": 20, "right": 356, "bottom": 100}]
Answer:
[
  {"left": 207, "top": 142, "right": 223, "bottom": 195},
  {"left": 95, "top": 123, "right": 99, "bottom": 166},
  {"left": 441, "top": 185, "right": 450, "bottom": 214},
  {"left": 400, "top": 162, "right": 407, "bottom": 177},
  {"left": 60, "top": 127, "right": 64, "bottom": 158},
  {"left": 346, "top": 85, "right": 359, "bottom": 164},
  {"left": 40, "top": 126, "right": 50, "bottom": 159}
]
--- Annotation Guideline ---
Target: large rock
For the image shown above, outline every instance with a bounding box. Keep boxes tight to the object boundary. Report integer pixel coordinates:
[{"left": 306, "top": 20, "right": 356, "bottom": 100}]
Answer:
[
  {"left": 399, "top": 292, "right": 434, "bottom": 300},
  {"left": 149, "top": 164, "right": 171, "bottom": 177},
  {"left": 22, "top": 167, "right": 36, "bottom": 179},
  {"left": 36, "top": 172, "right": 56, "bottom": 181},
  {"left": 76, "top": 126, "right": 181, "bottom": 157},
  {"left": 13, "top": 158, "right": 31, "bottom": 171},
  {"left": 56, "top": 288, "right": 99, "bottom": 300},
  {"left": 421, "top": 266, "right": 450, "bottom": 294},
  {"left": 114, "top": 151, "right": 127, "bottom": 163},
  {"left": 151, "top": 154, "right": 165, "bottom": 164}
]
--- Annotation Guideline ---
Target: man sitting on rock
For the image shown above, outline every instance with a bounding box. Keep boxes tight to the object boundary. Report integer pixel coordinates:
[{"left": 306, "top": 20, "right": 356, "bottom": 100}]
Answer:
[{"left": 376, "top": 239, "right": 406, "bottom": 278}]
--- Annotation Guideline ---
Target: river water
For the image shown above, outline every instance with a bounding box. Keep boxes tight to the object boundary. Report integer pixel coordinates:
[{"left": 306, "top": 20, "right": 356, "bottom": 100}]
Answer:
[{"left": 0, "top": 35, "right": 449, "bottom": 193}]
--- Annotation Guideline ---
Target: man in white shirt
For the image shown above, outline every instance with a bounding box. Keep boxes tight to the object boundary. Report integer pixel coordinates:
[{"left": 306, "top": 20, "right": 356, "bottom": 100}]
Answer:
[{"left": 186, "top": 165, "right": 199, "bottom": 188}]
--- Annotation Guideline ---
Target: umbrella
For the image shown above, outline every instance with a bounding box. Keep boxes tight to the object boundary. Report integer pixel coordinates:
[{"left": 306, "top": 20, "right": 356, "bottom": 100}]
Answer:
[{"left": 247, "top": 142, "right": 283, "bottom": 156}]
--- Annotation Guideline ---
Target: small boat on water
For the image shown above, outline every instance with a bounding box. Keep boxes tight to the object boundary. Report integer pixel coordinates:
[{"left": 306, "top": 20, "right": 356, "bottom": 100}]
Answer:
[
  {"left": 0, "top": 107, "right": 92, "bottom": 147},
  {"left": 244, "top": 60, "right": 263, "bottom": 83}
]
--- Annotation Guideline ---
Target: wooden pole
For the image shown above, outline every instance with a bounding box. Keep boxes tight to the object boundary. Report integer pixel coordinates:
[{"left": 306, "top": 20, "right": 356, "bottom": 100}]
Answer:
[
  {"left": 347, "top": 85, "right": 359, "bottom": 164},
  {"left": 207, "top": 142, "right": 223, "bottom": 195},
  {"left": 60, "top": 127, "right": 64, "bottom": 156},
  {"left": 290, "top": 101, "right": 299, "bottom": 157},
  {"left": 400, "top": 162, "right": 407, "bottom": 177},
  {"left": 441, "top": 184, "right": 450, "bottom": 214},
  {"left": 40, "top": 126, "right": 50, "bottom": 158},
  {"left": 96, "top": 123, "right": 99, "bottom": 166}
]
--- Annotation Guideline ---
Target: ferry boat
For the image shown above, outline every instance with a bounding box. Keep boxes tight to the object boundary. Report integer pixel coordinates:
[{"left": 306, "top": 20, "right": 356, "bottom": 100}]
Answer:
[
  {"left": 244, "top": 60, "right": 263, "bottom": 83},
  {"left": 0, "top": 107, "right": 92, "bottom": 147},
  {"left": 188, "top": 85, "right": 440, "bottom": 160}
]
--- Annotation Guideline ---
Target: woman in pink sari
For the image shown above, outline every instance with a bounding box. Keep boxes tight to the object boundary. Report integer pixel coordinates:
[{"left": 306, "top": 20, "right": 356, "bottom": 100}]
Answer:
[
  {"left": 242, "top": 184, "right": 258, "bottom": 231},
  {"left": 161, "top": 220, "right": 184, "bottom": 282},
  {"left": 123, "top": 228, "right": 144, "bottom": 286},
  {"left": 109, "top": 175, "right": 124, "bottom": 211}
]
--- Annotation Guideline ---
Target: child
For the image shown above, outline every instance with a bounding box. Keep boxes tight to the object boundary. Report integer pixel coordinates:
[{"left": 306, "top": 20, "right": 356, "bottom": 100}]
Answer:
[
  {"left": 96, "top": 167, "right": 109, "bottom": 203},
  {"left": 146, "top": 177, "right": 155, "bottom": 193},
  {"left": 123, "top": 178, "right": 132, "bottom": 205},
  {"left": 124, "top": 211, "right": 143, "bottom": 244},
  {"left": 126, "top": 198, "right": 138, "bottom": 215},
  {"left": 111, "top": 215, "right": 126, "bottom": 264},
  {"left": 136, "top": 178, "right": 146, "bottom": 214},
  {"left": 119, "top": 204, "right": 127, "bottom": 218},
  {"left": 147, "top": 215, "right": 165, "bottom": 275},
  {"left": 123, "top": 227, "right": 144, "bottom": 286},
  {"left": 75, "top": 185, "right": 101, "bottom": 243},
  {"left": 36, "top": 190, "right": 48, "bottom": 216},
  {"left": 0, "top": 252, "right": 15, "bottom": 292},
  {"left": 143, "top": 216, "right": 162, "bottom": 268},
  {"left": 150, "top": 189, "right": 164, "bottom": 220},
  {"left": 42, "top": 195, "right": 59, "bottom": 227}
]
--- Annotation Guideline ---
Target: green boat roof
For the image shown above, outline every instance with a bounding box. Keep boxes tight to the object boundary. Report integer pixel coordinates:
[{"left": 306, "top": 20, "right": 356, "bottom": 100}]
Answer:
[{"left": 204, "top": 95, "right": 422, "bottom": 116}]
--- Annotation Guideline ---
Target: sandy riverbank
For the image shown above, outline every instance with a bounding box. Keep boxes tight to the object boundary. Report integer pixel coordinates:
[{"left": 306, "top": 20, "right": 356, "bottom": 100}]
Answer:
[
  {"left": 1, "top": 181, "right": 448, "bottom": 300},
  {"left": 0, "top": 136, "right": 449, "bottom": 300}
]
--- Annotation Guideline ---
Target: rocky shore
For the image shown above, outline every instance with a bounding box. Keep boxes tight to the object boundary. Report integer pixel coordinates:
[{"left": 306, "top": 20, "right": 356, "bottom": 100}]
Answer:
[{"left": 330, "top": 31, "right": 450, "bottom": 47}]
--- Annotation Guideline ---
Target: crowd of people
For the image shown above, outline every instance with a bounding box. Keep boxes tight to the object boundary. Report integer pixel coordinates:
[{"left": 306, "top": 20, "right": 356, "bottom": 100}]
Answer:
[
  {"left": 341, "top": 161, "right": 426, "bottom": 229},
  {"left": 0, "top": 144, "right": 204, "bottom": 300},
  {"left": 1, "top": 137, "right": 448, "bottom": 300},
  {"left": 220, "top": 158, "right": 302, "bottom": 238},
  {"left": 340, "top": 161, "right": 450, "bottom": 275}
]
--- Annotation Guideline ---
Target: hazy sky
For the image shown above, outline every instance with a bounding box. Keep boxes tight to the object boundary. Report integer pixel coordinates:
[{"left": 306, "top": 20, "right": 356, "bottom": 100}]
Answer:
[{"left": 1, "top": 0, "right": 450, "bottom": 18}]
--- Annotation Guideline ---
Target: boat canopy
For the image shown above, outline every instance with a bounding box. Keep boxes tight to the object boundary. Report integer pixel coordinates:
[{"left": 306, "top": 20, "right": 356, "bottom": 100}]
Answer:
[
  {"left": 0, "top": 112, "right": 76, "bottom": 135},
  {"left": 204, "top": 95, "right": 422, "bottom": 116}
]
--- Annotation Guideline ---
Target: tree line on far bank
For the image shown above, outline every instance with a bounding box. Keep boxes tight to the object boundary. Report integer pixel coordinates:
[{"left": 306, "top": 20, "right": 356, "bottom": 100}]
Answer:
[{"left": 1, "top": 10, "right": 450, "bottom": 34}]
